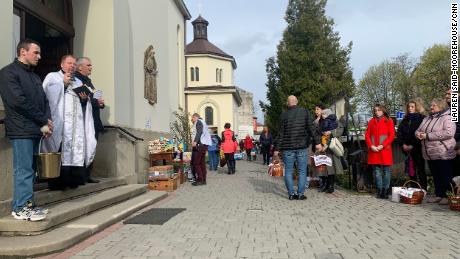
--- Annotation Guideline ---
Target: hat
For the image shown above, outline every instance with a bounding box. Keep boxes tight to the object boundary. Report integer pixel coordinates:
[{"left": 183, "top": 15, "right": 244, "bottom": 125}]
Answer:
[{"left": 321, "top": 109, "right": 333, "bottom": 118}]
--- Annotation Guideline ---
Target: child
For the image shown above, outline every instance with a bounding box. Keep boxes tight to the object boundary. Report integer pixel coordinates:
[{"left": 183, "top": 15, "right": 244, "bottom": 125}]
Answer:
[{"left": 320, "top": 109, "right": 338, "bottom": 145}]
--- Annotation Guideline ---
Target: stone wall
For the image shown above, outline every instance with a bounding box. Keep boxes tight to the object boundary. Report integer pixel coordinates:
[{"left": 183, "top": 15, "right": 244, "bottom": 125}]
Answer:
[
  {"left": 91, "top": 127, "right": 171, "bottom": 185},
  {"left": 0, "top": 110, "right": 13, "bottom": 202},
  {"left": 0, "top": 123, "right": 170, "bottom": 203},
  {"left": 236, "top": 87, "right": 255, "bottom": 127}
]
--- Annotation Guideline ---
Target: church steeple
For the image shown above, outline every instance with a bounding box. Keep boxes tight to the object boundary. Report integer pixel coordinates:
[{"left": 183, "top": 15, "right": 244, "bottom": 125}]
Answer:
[{"left": 192, "top": 15, "right": 209, "bottom": 40}]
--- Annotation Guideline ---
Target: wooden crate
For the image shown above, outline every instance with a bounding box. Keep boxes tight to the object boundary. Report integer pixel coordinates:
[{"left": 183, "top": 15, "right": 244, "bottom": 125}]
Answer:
[
  {"left": 179, "top": 171, "right": 187, "bottom": 184},
  {"left": 149, "top": 165, "right": 173, "bottom": 172},
  {"left": 148, "top": 176, "right": 178, "bottom": 192}
]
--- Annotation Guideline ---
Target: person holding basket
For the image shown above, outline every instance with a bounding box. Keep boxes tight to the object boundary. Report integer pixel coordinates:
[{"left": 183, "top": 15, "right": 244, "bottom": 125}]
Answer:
[{"left": 313, "top": 108, "right": 344, "bottom": 194}]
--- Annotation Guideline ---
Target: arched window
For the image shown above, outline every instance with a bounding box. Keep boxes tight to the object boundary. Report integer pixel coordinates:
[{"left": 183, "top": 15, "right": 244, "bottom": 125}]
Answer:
[
  {"left": 190, "top": 67, "right": 195, "bottom": 81},
  {"left": 195, "top": 67, "right": 200, "bottom": 81},
  {"left": 205, "top": 106, "right": 213, "bottom": 125},
  {"left": 216, "top": 68, "right": 219, "bottom": 82},
  {"left": 219, "top": 69, "right": 223, "bottom": 82}
]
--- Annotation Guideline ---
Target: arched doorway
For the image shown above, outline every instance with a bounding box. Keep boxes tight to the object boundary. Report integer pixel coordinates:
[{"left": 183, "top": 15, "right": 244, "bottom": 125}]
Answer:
[{"left": 13, "top": 0, "right": 74, "bottom": 79}]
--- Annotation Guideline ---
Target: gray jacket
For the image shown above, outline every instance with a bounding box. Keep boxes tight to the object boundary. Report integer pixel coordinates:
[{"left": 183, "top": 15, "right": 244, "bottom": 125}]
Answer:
[{"left": 416, "top": 109, "right": 457, "bottom": 160}]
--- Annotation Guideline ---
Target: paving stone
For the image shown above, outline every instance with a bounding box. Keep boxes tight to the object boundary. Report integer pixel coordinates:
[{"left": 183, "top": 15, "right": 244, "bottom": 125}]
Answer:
[{"left": 68, "top": 160, "right": 460, "bottom": 259}]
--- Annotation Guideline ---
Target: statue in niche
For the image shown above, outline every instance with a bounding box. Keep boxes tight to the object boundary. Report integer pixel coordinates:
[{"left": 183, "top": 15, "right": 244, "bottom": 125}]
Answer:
[{"left": 144, "top": 45, "right": 158, "bottom": 105}]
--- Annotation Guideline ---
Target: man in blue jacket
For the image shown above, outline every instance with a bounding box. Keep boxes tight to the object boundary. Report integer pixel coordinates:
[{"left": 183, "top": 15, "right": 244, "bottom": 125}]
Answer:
[{"left": 0, "top": 39, "right": 53, "bottom": 221}]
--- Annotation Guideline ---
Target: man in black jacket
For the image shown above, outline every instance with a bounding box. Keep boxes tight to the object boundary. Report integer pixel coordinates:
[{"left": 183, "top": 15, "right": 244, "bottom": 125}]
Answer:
[
  {"left": 75, "top": 57, "right": 104, "bottom": 183},
  {"left": 0, "top": 39, "right": 53, "bottom": 221},
  {"left": 274, "top": 96, "right": 319, "bottom": 200}
]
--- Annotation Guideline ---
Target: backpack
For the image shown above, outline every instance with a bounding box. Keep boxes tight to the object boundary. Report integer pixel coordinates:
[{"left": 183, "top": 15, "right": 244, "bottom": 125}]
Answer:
[{"left": 208, "top": 136, "right": 218, "bottom": 151}]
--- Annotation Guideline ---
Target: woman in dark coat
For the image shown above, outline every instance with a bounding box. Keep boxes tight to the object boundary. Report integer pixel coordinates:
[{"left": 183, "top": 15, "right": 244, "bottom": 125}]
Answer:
[
  {"left": 259, "top": 127, "right": 273, "bottom": 165},
  {"left": 313, "top": 109, "right": 344, "bottom": 193},
  {"left": 396, "top": 100, "right": 426, "bottom": 190}
]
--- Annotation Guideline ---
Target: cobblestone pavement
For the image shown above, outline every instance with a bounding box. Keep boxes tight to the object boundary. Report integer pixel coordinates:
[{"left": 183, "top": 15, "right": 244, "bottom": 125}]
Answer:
[{"left": 70, "top": 160, "right": 460, "bottom": 259}]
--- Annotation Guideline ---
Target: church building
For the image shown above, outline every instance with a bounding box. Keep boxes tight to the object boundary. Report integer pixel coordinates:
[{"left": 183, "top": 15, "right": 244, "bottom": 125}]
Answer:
[{"left": 185, "top": 15, "right": 243, "bottom": 135}]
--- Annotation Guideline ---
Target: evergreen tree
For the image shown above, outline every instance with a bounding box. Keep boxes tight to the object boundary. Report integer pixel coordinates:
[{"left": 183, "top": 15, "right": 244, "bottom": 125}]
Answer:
[
  {"left": 261, "top": 57, "right": 282, "bottom": 135},
  {"left": 263, "top": 0, "right": 354, "bottom": 132}
]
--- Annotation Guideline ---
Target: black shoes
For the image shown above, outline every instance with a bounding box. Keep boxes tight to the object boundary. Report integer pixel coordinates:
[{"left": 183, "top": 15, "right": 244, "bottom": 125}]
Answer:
[
  {"left": 325, "top": 187, "right": 334, "bottom": 194},
  {"left": 376, "top": 188, "right": 388, "bottom": 199},
  {"left": 87, "top": 177, "right": 100, "bottom": 183},
  {"left": 380, "top": 188, "right": 388, "bottom": 199},
  {"left": 289, "top": 194, "right": 307, "bottom": 200},
  {"left": 192, "top": 181, "right": 205, "bottom": 186},
  {"left": 288, "top": 194, "right": 299, "bottom": 200}
]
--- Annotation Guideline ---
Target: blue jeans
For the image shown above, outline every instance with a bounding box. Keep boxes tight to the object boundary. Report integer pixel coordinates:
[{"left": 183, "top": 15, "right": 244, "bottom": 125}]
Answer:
[
  {"left": 11, "top": 138, "right": 39, "bottom": 212},
  {"left": 374, "top": 165, "right": 391, "bottom": 189},
  {"left": 208, "top": 150, "right": 218, "bottom": 170},
  {"left": 283, "top": 149, "right": 308, "bottom": 195}
]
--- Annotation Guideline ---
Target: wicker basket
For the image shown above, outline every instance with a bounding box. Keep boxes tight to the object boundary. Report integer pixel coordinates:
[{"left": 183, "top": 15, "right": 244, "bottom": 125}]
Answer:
[
  {"left": 309, "top": 179, "right": 320, "bottom": 188},
  {"left": 400, "top": 180, "right": 425, "bottom": 205},
  {"left": 448, "top": 184, "right": 460, "bottom": 212},
  {"left": 310, "top": 152, "right": 328, "bottom": 174}
]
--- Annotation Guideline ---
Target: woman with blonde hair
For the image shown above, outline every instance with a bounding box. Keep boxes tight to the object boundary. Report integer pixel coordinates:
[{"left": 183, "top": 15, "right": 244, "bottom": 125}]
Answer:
[
  {"left": 397, "top": 100, "right": 426, "bottom": 189},
  {"left": 416, "top": 98, "right": 456, "bottom": 205}
]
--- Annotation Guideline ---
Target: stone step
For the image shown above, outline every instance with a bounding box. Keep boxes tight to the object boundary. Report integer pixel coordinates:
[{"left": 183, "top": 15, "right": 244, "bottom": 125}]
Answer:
[
  {"left": 0, "top": 190, "right": 168, "bottom": 257},
  {"left": 0, "top": 184, "right": 147, "bottom": 235},
  {"left": 0, "top": 177, "right": 126, "bottom": 217}
]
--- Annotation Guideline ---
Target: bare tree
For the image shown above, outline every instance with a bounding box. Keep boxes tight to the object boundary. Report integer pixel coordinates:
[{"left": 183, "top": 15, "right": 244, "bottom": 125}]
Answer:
[{"left": 169, "top": 109, "right": 192, "bottom": 152}]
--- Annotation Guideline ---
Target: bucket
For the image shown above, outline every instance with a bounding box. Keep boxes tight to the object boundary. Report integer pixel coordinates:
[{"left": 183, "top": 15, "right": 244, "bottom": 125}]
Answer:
[
  {"left": 37, "top": 137, "right": 61, "bottom": 179},
  {"left": 391, "top": 187, "right": 402, "bottom": 203}
]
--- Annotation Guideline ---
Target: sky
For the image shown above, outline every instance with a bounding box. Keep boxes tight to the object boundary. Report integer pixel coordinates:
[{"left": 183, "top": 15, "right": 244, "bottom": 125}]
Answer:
[{"left": 183, "top": 0, "right": 451, "bottom": 121}]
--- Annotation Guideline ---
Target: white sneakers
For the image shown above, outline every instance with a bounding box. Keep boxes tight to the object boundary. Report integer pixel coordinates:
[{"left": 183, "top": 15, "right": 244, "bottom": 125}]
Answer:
[{"left": 11, "top": 207, "right": 47, "bottom": 221}]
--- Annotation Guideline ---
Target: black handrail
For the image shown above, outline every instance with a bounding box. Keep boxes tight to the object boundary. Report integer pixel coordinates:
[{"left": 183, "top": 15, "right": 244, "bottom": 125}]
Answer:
[{"left": 104, "top": 125, "right": 144, "bottom": 141}]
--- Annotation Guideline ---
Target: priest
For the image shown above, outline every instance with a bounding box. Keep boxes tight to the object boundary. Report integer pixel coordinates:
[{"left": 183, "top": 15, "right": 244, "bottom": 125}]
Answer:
[{"left": 42, "top": 55, "right": 97, "bottom": 189}]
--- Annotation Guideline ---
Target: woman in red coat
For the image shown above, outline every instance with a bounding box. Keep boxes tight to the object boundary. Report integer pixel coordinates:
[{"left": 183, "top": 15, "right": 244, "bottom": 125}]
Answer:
[
  {"left": 244, "top": 134, "right": 254, "bottom": 161},
  {"left": 365, "top": 104, "right": 395, "bottom": 199},
  {"left": 221, "top": 123, "right": 238, "bottom": 174}
]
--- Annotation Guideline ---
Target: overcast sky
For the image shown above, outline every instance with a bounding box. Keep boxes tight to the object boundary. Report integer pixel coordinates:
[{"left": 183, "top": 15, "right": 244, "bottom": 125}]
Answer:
[{"left": 183, "top": 0, "right": 450, "bottom": 121}]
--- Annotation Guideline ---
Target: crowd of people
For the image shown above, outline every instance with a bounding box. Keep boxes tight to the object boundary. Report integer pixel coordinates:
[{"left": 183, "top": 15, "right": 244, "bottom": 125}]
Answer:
[
  {"left": 1, "top": 40, "right": 459, "bottom": 223},
  {"left": 0, "top": 40, "right": 105, "bottom": 221},
  {"left": 274, "top": 93, "right": 460, "bottom": 202},
  {"left": 186, "top": 91, "right": 460, "bottom": 204}
]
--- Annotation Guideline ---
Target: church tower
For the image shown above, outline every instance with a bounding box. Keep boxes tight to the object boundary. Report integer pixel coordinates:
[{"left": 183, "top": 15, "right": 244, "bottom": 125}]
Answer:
[{"left": 185, "top": 15, "right": 241, "bottom": 134}]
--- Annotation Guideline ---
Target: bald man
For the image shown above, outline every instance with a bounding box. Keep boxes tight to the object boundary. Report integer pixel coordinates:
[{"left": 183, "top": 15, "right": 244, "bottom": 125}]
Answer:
[{"left": 274, "top": 95, "right": 319, "bottom": 200}]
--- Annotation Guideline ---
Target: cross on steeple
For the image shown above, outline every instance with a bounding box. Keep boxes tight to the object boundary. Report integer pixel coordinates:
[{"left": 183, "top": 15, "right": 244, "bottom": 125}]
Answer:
[{"left": 198, "top": 2, "right": 203, "bottom": 15}]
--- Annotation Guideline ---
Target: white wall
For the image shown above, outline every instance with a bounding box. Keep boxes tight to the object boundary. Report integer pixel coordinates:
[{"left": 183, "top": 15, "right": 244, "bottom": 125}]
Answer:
[
  {"left": 0, "top": 0, "right": 13, "bottom": 110},
  {"left": 127, "top": 0, "right": 184, "bottom": 132},
  {"left": 73, "top": 0, "right": 115, "bottom": 125},
  {"left": 73, "top": 0, "right": 187, "bottom": 132},
  {"left": 186, "top": 55, "right": 234, "bottom": 87}
]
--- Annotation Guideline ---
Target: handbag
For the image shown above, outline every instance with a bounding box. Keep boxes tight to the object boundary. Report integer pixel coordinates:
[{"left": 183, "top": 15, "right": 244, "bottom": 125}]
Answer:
[
  {"left": 328, "top": 137, "right": 344, "bottom": 157},
  {"left": 405, "top": 153, "right": 416, "bottom": 177}
]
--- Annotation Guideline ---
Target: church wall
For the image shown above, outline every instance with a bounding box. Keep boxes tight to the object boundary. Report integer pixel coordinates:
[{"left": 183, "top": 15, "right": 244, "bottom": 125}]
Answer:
[
  {"left": 73, "top": 0, "right": 188, "bottom": 183},
  {"left": 186, "top": 56, "right": 234, "bottom": 87},
  {"left": 187, "top": 93, "right": 235, "bottom": 133},
  {"left": 73, "top": 0, "right": 116, "bottom": 126},
  {"left": 0, "top": 0, "right": 188, "bottom": 202},
  {"left": 0, "top": 0, "right": 16, "bottom": 202}
]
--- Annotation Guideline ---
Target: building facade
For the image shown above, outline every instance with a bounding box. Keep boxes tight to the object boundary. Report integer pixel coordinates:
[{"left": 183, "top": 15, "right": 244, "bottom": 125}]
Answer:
[
  {"left": 0, "top": 0, "right": 191, "bottom": 203},
  {"left": 185, "top": 16, "right": 243, "bottom": 135},
  {"left": 236, "top": 87, "right": 255, "bottom": 139}
]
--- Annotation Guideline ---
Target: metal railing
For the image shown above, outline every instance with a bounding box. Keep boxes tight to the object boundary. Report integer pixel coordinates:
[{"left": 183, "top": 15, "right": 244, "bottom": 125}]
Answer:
[{"left": 103, "top": 125, "right": 144, "bottom": 142}]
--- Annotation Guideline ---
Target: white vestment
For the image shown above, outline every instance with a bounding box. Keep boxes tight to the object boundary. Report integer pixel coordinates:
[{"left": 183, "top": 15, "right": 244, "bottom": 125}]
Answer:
[{"left": 42, "top": 71, "right": 97, "bottom": 167}]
